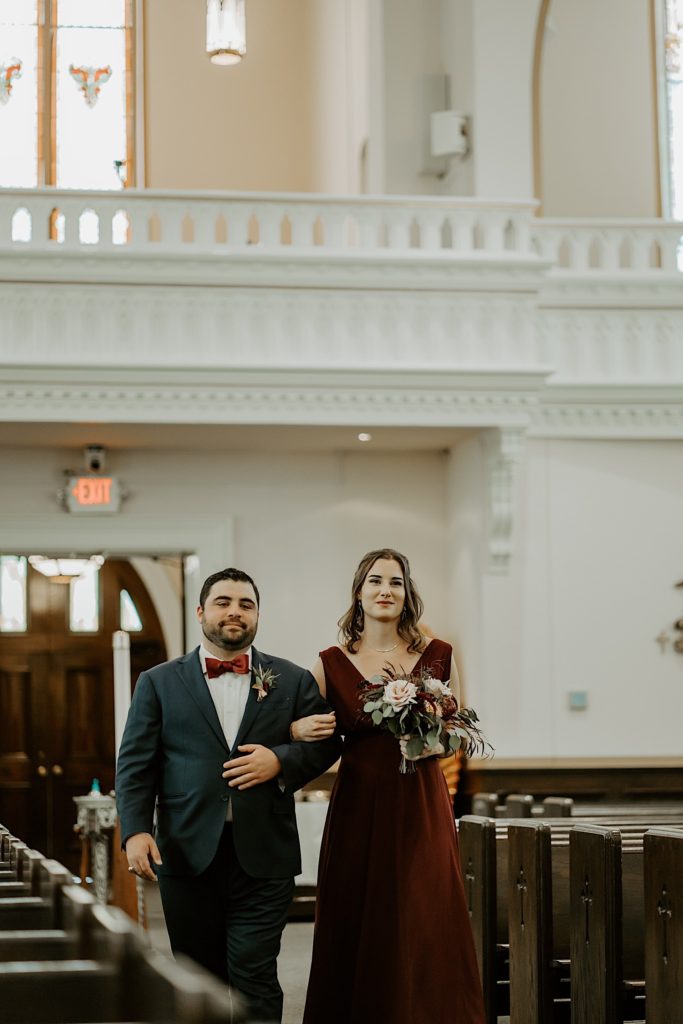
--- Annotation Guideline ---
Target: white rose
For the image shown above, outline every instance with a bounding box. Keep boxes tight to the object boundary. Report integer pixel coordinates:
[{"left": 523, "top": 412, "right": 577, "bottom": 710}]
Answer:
[
  {"left": 383, "top": 679, "right": 418, "bottom": 709},
  {"left": 424, "top": 677, "right": 451, "bottom": 699}
]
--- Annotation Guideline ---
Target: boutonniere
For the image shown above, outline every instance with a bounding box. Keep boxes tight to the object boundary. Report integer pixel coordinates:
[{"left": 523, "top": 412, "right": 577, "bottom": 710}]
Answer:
[{"left": 252, "top": 664, "right": 278, "bottom": 702}]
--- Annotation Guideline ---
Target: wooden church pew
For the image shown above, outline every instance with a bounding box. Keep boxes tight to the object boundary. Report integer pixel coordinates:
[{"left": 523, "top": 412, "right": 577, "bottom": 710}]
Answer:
[
  {"left": 644, "top": 828, "right": 683, "bottom": 1024},
  {"left": 0, "top": 859, "right": 74, "bottom": 930},
  {"left": 0, "top": 891, "right": 248, "bottom": 1023},
  {"left": 569, "top": 825, "right": 645, "bottom": 1024},
  {"left": 508, "top": 822, "right": 673, "bottom": 1024},
  {"left": 459, "top": 813, "right": 683, "bottom": 1022}
]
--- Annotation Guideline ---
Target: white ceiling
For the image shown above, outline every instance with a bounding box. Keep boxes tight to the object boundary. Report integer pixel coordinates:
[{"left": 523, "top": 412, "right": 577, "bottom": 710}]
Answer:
[{"left": 0, "top": 422, "right": 471, "bottom": 453}]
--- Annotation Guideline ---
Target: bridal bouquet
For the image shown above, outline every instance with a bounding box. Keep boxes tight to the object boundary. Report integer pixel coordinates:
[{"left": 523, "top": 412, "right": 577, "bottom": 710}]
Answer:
[{"left": 358, "top": 665, "right": 490, "bottom": 774}]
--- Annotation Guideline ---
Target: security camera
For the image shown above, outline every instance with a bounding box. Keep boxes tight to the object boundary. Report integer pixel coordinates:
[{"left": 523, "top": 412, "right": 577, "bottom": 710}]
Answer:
[{"left": 84, "top": 445, "right": 106, "bottom": 474}]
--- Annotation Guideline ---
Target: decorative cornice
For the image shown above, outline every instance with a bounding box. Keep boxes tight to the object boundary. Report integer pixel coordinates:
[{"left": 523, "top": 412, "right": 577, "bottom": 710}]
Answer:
[
  {"left": 0, "top": 367, "right": 547, "bottom": 428},
  {"left": 1, "top": 368, "right": 682, "bottom": 438},
  {"left": 532, "top": 384, "right": 683, "bottom": 438}
]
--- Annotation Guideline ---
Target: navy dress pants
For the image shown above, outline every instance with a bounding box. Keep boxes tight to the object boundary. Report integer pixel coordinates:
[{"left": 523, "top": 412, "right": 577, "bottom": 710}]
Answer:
[{"left": 158, "top": 823, "right": 295, "bottom": 1023}]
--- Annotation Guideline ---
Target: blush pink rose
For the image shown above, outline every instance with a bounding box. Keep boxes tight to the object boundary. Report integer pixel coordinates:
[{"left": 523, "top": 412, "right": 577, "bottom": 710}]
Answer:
[{"left": 383, "top": 679, "right": 418, "bottom": 709}]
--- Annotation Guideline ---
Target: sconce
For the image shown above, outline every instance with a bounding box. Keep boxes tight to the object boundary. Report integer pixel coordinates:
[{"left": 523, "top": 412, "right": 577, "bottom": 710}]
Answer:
[{"left": 656, "top": 579, "right": 683, "bottom": 653}]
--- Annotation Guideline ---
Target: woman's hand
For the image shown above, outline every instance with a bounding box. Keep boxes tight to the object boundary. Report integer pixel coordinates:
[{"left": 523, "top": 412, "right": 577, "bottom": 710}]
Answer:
[
  {"left": 399, "top": 734, "right": 445, "bottom": 761},
  {"left": 290, "top": 712, "right": 336, "bottom": 742}
]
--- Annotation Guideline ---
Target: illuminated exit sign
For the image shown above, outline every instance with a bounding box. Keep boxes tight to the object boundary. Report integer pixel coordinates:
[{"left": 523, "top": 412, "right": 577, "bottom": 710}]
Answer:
[{"left": 65, "top": 476, "right": 121, "bottom": 513}]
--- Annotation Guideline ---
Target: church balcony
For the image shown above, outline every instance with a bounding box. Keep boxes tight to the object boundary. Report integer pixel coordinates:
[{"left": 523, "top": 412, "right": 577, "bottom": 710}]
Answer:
[{"left": 0, "top": 188, "right": 682, "bottom": 441}]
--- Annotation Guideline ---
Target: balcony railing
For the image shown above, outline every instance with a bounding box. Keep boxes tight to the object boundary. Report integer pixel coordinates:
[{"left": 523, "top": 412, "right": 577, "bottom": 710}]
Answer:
[
  {"left": 0, "top": 189, "right": 681, "bottom": 275},
  {"left": 533, "top": 218, "right": 683, "bottom": 274},
  {"left": 0, "top": 188, "right": 538, "bottom": 257}
]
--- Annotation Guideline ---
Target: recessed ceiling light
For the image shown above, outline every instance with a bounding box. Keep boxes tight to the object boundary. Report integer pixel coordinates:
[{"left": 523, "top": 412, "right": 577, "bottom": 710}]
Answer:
[{"left": 357, "top": 432, "right": 372, "bottom": 442}]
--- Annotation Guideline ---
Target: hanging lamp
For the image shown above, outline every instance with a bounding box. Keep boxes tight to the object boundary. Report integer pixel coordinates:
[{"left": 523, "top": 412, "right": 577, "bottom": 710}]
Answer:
[{"left": 206, "top": 0, "right": 247, "bottom": 65}]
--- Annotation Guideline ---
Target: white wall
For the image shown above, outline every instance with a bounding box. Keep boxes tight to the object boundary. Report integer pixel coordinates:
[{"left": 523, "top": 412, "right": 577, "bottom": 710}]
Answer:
[
  {"left": 141, "top": 0, "right": 659, "bottom": 208},
  {"left": 540, "top": 0, "right": 659, "bottom": 216},
  {"left": 493, "top": 437, "right": 683, "bottom": 759},
  {"left": 144, "top": 0, "right": 306, "bottom": 191},
  {"left": 0, "top": 447, "right": 449, "bottom": 671},
  {"left": 144, "top": 0, "right": 364, "bottom": 193},
  {"left": 307, "top": 0, "right": 370, "bottom": 194},
  {"left": 377, "top": 0, "right": 539, "bottom": 198},
  {"left": 471, "top": 0, "right": 539, "bottom": 199},
  {"left": 3, "top": 437, "right": 682, "bottom": 759},
  {"left": 381, "top": 0, "right": 445, "bottom": 194},
  {"left": 447, "top": 435, "right": 683, "bottom": 760}
]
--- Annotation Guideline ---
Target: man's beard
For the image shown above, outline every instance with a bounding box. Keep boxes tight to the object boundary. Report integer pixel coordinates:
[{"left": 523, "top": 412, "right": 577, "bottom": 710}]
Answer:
[{"left": 202, "top": 620, "right": 258, "bottom": 652}]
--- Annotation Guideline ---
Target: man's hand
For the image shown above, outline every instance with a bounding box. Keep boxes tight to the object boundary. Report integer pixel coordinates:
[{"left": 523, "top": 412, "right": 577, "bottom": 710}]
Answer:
[
  {"left": 125, "top": 832, "right": 162, "bottom": 881},
  {"left": 222, "top": 745, "right": 282, "bottom": 790}
]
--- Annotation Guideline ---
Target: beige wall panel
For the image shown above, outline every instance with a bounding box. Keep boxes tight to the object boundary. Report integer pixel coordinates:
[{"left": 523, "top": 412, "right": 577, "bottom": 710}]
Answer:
[
  {"left": 540, "top": 0, "right": 658, "bottom": 216},
  {"left": 143, "top": 0, "right": 318, "bottom": 191}
]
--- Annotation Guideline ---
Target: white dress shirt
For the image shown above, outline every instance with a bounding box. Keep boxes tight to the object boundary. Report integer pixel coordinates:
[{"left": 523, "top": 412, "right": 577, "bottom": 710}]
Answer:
[{"left": 199, "top": 644, "right": 253, "bottom": 821}]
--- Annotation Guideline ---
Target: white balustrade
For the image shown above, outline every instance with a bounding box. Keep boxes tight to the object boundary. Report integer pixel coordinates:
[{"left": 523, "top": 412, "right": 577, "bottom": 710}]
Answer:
[
  {"left": 0, "top": 187, "right": 539, "bottom": 259},
  {"left": 533, "top": 219, "right": 683, "bottom": 273},
  {"left": 1, "top": 189, "right": 681, "bottom": 278}
]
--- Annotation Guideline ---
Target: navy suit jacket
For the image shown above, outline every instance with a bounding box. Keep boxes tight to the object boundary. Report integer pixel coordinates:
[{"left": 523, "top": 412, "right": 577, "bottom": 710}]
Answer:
[{"left": 115, "top": 646, "right": 340, "bottom": 878}]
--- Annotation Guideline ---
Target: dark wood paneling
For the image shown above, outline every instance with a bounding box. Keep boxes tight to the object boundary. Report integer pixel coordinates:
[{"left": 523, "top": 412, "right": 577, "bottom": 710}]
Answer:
[
  {"left": 0, "top": 558, "right": 167, "bottom": 871},
  {"left": 462, "top": 763, "right": 683, "bottom": 810}
]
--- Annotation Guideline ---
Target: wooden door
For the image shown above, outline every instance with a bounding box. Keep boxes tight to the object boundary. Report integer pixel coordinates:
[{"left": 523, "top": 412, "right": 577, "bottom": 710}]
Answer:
[{"left": 0, "top": 558, "right": 167, "bottom": 872}]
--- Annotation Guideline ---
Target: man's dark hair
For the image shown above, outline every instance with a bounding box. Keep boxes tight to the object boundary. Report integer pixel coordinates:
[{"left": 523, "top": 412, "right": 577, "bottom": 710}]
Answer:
[{"left": 199, "top": 568, "right": 260, "bottom": 608}]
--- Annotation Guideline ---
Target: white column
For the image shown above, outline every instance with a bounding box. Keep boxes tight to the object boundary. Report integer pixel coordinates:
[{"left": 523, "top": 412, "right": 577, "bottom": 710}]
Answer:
[{"left": 113, "top": 630, "right": 132, "bottom": 758}]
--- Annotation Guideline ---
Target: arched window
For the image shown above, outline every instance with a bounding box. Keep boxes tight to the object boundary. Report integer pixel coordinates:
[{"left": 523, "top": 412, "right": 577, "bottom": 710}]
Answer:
[
  {"left": 0, "top": 0, "right": 139, "bottom": 189},
  {"left": 657, "top": 0, "right": 683, "bottom": 217}
]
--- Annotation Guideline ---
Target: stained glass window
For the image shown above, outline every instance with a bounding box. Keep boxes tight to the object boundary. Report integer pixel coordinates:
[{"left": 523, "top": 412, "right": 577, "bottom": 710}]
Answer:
[
  {"left": 55, "top": 0, "right": 129, "bottom": 189},
  {"left": 0, "top": 556, "right": 28, "bottom": 633},
  {"left": 0, "top": 1, "right": 39, "bottom": 187},
  {"left": 661, "top": 0, "right": 683, "bottom": 218},
  {"left": 0, "top": 1, "right": 135, "bottom": 190},
  {"left": 120, "top": 589, "right": 143, "bottom": 631}
]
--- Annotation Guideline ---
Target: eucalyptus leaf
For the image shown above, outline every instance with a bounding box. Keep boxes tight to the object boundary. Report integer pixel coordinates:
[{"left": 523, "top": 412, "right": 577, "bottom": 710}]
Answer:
[{"left": 372, "top": 710, "right": 384, "bottom": 725}]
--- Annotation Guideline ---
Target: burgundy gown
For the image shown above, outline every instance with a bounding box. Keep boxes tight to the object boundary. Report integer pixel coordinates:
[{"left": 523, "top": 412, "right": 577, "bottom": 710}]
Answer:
[{"left": 302, "top": 640, "right": 486, "bottom": 1024}]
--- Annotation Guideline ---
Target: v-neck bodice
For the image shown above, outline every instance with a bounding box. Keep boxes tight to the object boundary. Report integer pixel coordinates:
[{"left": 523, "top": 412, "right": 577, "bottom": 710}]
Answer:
[{"left": 320, "top": 639, "right": 451, "bottom": 737}]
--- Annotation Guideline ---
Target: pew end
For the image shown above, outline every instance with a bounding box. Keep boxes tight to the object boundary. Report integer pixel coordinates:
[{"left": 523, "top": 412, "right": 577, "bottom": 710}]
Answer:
[{"left": 644, "top": 827, "right": 683, "bottom": 1024}]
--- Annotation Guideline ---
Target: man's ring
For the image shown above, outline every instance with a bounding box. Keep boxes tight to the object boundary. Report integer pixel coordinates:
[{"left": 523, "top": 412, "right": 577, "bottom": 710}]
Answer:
[{"left": 127, "top": 866, "right": 136, "bottom": 873}]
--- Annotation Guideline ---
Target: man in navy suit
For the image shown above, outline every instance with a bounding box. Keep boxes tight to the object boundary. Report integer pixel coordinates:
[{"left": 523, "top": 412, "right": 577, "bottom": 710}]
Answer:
[{"left": 115, "top": 568, "right": 340, "bottom": 1023}]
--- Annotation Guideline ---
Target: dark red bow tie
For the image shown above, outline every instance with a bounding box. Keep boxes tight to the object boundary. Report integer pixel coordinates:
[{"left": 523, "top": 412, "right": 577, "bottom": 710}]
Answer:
[{"left": 205, "top": 655, "right": 250, "bottom": 678}]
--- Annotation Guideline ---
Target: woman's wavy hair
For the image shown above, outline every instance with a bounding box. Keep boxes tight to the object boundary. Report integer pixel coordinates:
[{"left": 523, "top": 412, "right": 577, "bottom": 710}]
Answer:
[{"left": 338, "top": 548, "right": 425, "bottom": 654}]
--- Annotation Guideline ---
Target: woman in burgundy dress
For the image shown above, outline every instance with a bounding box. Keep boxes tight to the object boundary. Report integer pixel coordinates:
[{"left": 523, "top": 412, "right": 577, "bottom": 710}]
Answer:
[{"left": 292, "top": 548, "right": 486, "bottom": 1024}]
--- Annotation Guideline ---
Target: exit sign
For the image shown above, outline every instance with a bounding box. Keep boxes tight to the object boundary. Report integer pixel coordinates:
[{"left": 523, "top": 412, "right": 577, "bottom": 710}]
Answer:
[{"left": 65, "top": 475, "right": 121, "bottom": 513}]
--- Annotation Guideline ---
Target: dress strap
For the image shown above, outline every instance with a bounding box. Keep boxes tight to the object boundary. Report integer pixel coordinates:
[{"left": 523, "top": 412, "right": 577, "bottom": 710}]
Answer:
[{"left": 423, "top": 639, "right": 452, "bottom": 682}]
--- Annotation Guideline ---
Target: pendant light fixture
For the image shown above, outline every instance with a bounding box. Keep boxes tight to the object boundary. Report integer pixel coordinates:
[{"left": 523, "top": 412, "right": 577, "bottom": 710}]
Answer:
[
  {"left": 206, "top": 0, "right": 247, "bottom": 66},
  {"left": 28, "top": 554, "right": 104, "bottom": 585}
]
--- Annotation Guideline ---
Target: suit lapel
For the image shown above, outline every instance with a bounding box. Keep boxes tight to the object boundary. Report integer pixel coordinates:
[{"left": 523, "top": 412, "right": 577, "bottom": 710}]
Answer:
[
  {"left": 230, "top": 647, "right": 271, "bottom": 755},
  {"left": 176, "top": 648, "right": 229, "bottom": 753}
]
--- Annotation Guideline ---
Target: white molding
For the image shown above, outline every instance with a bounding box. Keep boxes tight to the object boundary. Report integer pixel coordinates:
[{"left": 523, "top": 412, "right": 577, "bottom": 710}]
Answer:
[
  {"left": 532, "top": 385, "right": 683, "bottom": 439},
  {"left": 0, "top": 367, "right": 548, "bottom": 428},
  {"left": 482, "top": 427, "right": 526, "bottom": 572},
  {"left": 2, "top": 367, "right": 683, "bottom": 438},
  {"left": 0, "top": 281, "right": 542, "bottom": 373},
  {"left": 0, "top": 514, "right": 234, "bottom": 651},
  {"left": 0, "top": 250, "right": 548, "bottom": 291}
]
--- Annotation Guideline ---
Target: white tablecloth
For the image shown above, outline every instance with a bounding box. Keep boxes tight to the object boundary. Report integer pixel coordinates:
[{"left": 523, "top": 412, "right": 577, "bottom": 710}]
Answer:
[{"left": 294, "top": 800, "right": 330, "bottom": 886}]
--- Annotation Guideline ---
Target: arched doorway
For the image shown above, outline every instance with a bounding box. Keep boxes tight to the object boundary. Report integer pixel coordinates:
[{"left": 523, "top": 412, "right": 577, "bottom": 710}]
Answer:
[{"left": 0, "top": 556, "right": 167, "bottom": 872}]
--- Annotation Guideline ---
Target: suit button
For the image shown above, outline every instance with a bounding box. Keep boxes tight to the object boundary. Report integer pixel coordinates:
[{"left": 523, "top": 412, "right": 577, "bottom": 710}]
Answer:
[{"left": 221, "top": 795, "right": 229, "bottom": 802}]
